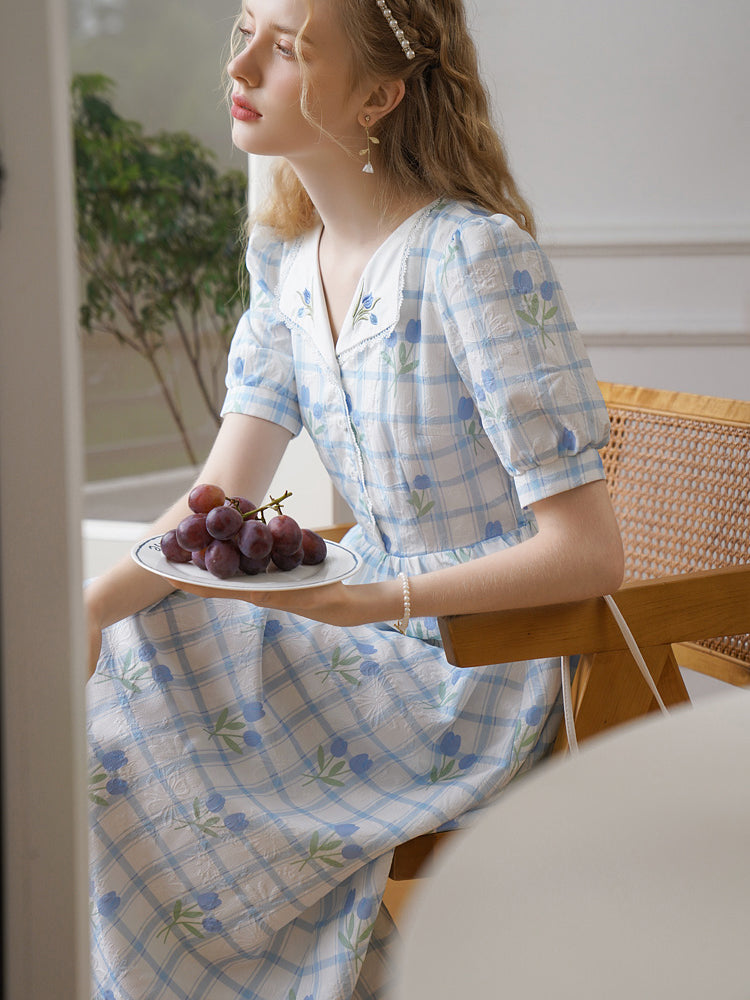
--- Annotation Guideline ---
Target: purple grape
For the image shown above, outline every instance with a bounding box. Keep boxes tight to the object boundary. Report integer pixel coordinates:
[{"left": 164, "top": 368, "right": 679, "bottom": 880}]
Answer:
[
  {"left": 268, "top": 514, "right": 302, "bottom": 557},
  {"left": 300, "top": 528, "right": 327, "bottom": 565},
  {"left": 204, "top": 540, "right": 240, "bottom": 579},
  {"left": 206, "top": 504, "right": 243, "bottom": 540},
  {"left": 271, "top": 547, "right": 304, "bottom": 572},
  {"left": 192, "top": 548, "right": 207, "bottom": 570},
  {"left": 237, "top": 520, "right": 273, "bottom": 560},
  {"left": 238, "top": 552, "right": 271, "bottom": 576},
  {"left": 175, "top": 513, "right": 212, "bottom": 552},
  {"left": 188, "top": 483, "right": 225, "bottom": 514},
  {"left": 160, "top": 529, "right": 192, "bottom": 563},
  {"left": 231, "top": 496, "right": 257, "bottom": 516}
]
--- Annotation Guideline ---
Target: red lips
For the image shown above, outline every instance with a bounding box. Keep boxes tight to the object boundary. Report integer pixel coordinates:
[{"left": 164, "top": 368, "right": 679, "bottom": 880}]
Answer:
[{"left": 231, "top": 94, "right": 261, "bottom": 121}]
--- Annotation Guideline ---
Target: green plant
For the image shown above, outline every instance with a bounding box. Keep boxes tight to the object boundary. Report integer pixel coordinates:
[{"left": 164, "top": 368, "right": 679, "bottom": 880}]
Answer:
[{"left": 72, "top": 73, "right": 248, "bottom": 464}]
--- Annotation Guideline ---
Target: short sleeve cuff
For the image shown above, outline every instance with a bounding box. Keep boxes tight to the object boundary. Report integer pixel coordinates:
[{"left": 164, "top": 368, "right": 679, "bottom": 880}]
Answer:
[
  {"left": 513, "top": 446, "right": 605, "bottom": 508},
  {"left": 221, "top": 386, "right": 303, "bottom": 438}
]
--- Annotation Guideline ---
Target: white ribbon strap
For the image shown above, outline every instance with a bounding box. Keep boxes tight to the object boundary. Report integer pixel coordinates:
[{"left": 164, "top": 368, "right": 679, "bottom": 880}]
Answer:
[{"left": 561, "top": 593, "right": 670, "bottom": 756}]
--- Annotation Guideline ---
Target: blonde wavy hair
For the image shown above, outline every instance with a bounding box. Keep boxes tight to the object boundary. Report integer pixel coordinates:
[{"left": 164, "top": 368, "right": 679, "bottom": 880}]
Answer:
[{"left": 231, "top": 0, "right": 536, "bottom": 240}]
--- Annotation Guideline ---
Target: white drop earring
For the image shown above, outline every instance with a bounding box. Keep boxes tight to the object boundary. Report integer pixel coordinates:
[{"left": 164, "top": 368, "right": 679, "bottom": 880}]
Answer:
[{"left": 359, "top": 114, "right": 379, "bottom": 174}]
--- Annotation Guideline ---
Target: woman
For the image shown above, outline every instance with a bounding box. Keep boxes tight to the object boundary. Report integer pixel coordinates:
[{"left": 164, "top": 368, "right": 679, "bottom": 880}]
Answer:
[{"left": 87, "top": 1, "right": 624, "bottom": 996}]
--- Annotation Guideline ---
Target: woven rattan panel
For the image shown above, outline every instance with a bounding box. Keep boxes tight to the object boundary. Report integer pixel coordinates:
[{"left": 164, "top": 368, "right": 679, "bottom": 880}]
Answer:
[{"left": 603, "top": 406, "right": 750, "bottom": 664}]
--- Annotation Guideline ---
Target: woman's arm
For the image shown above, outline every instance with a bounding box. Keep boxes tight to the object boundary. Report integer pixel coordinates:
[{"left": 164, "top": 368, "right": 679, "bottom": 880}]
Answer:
[
  {"left": 85, "top": 413, "right": 292, "bottom": 673},
  {"left": 177, "top": 478, "right": 624, "bottom": 629}
]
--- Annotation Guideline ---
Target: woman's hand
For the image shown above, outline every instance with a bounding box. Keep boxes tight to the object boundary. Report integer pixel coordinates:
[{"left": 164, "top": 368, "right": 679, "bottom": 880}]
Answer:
[{"left": 174, "top": 577, "right": 403, "bottom": 629}]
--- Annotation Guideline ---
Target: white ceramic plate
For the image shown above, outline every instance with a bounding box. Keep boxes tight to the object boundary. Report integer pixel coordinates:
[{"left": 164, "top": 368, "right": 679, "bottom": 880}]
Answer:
[{"left": 131, "top": 535, "right": 361, "bottom": 592}]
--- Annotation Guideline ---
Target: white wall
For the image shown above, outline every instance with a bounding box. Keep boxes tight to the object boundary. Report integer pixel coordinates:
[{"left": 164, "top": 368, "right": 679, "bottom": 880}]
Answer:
[{"left": 472, "top": 0, "right": 750, "bottom": 399}]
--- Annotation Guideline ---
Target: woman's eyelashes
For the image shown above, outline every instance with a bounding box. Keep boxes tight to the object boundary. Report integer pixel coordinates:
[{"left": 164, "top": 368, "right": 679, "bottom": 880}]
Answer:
[{"left": 237, "top": 24, "right": 296, "bottom": 59}]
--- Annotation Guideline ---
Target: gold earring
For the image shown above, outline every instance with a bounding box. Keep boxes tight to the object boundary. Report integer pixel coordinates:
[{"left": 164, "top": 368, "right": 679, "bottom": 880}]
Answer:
[{"left": 359, "top": 113, "right": 379, "bottom": 174}]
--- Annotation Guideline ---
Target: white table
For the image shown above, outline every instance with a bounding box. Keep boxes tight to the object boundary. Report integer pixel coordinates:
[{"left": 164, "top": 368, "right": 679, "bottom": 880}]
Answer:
[{"left": 396, "top": 692, "right": 750, "bottom": 999}]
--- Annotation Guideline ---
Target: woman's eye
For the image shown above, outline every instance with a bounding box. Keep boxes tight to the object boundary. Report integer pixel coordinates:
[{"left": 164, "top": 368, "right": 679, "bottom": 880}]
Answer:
[
  {"left": 237, "top": 25, "right": 253, "bottom": 44},
  {"left": 276, "top": 42, "right": 295, "bottom": 59}
]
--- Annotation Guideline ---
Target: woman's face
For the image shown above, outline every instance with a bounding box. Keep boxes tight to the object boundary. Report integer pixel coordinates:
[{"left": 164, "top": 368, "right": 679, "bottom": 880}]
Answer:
[{"left": 228, "top": 0, "right": 368, "bottom": 165}]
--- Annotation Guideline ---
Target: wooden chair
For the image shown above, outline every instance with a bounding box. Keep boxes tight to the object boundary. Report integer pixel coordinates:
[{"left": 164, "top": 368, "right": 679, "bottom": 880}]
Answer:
[{"left": 321, "top": 382, "right": 750, "bottom": 905}]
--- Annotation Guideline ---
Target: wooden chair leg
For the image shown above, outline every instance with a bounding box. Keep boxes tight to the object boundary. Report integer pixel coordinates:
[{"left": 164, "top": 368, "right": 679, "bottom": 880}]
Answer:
[{"left": 554, "top": 643, "right": 691, "bottom": 752}]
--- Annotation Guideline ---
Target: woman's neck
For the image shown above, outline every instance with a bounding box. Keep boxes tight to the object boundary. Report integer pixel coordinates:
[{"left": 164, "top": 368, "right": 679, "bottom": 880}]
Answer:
[{"left": 290, "top": 149, "right": 430, "bottom": 249}]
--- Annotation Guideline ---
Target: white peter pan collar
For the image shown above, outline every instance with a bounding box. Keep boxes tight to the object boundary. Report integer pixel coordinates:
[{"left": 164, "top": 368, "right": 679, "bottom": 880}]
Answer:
[{"left": 278, "top": 202, "right": 437, "bottom": 370}]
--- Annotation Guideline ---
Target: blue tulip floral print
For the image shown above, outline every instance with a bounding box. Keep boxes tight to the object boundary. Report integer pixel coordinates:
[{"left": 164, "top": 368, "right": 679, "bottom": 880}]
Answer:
[
  {"left": 382, "top": 318, "right": 421, "bottom": 386},
  {"left": 301, "top": 737, "right": 373, "bottom": 788},
  {"left": 90, "top": 749, "right": 129, "bottom": 806},
  {"left": 294, "top": 830, "right": 347, "bottom": 871},
  {"left": 511, "top": 705, "right": 545, "bottom": 769},
  {"left": 339, "top": 889, "right": 377, "bottom": 973},
  {"left": 315, "top": 639, "right": 380, "bottom": 686},
  {"left": 427, "top": 731, "right": 478, "bottom": 783},
  {"left": 298, "top": 384, "right": 325, "bottom": 437},
  {"left": 94, "top": 645, "right": 150, "bottom": 693},
  {"left": 407, "top": 474, "right": 435, "bottom": 519},
  {"left": 351, "top": 286, "right": 380, "bottom": 327},
  {"left": 457, "top": 396, "right": 485, "bottom": 453},
  {"left": 175, "top": 797, "right": 223, "bottom": 839},
  {"left": 513, "top": 269, "right": 557, "bottom": 347},
  {"left": 204, "top": 700, "right": 265, "bottom": 754},
  {"left": 157, "top": 891, "right": 225, "bottom": 943},
  {"left": 297, "top": 287, "right": 314, "bottom": 320}
]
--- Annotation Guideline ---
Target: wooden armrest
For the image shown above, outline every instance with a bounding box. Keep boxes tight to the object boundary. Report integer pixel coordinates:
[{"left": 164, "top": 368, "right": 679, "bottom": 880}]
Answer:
[{"left": 438, "top": 564, "right": 750, "bottom": 668}]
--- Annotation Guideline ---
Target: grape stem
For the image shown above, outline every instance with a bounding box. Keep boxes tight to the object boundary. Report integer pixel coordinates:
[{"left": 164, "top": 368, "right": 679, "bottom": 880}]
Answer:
[{"left": 229, "top": 490, "right": 293, "bottom": 524}]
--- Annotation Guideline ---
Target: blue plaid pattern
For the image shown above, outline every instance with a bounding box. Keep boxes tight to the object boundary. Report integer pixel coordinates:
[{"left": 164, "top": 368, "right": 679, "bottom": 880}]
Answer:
[{"left": 89, "top": 200, "right": 608, "bottom": 998}]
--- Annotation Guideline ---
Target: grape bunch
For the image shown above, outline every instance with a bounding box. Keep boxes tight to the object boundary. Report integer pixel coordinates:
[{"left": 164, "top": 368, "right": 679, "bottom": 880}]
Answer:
[{"left": 160, "top": 484, "right": 327, "bottom": 580}]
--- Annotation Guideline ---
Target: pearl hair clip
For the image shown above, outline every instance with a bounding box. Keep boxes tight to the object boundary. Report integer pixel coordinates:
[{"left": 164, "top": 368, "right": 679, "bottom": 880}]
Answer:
[{"left": 375, "top": 0, "right": 416, "bottom": 60}]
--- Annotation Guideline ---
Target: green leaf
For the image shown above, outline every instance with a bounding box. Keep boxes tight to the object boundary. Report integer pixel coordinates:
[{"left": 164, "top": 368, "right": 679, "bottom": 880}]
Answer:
[
  {"left": 317, "top": 745, "right": 326, "bottom": 771},
  {"left": 320, "top": 857, "right": 345, "bottom": 868},
  {"left": 357, "top": 920, "right": 377, "bottom": 943},
  {"left": 543, "top": 306, "right": 558, "bottom": 321},
  {"left": 319, "top": 838, "right": 342, "bottom": 852},
  {"left": 223, "top": 737, "right": 243, "bottom": 754},
  {"left": 320, "top": 777, "right": 346, "bottom": 787},
  {"left": 215, "top": 708, "right": 229, "bottom": 731},
  {"left": 516, "top": 311, "right": 537, "bottom": 326}
]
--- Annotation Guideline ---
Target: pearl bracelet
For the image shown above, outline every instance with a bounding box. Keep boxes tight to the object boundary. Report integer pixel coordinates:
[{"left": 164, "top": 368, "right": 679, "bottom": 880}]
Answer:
[{"left": 394, "top": 572, "right": 411, "bottom": 634}]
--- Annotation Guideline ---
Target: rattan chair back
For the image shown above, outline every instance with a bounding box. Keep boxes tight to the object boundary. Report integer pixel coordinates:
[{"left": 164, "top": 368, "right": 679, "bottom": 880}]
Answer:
[{"left": 599, "top": 383, "right": 750, "bottom": 667}]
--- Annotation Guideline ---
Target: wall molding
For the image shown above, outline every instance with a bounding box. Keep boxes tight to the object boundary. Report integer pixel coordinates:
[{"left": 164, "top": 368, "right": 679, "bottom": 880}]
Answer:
[
  {"left": 582, "top": 329, "right": 750, "bottom": 348},
  {"left": 543, "top": 224, "right": 750, "bottom": 257}
]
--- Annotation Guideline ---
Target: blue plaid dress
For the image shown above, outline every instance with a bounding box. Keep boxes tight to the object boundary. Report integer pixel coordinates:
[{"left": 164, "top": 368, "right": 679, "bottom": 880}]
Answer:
[{"left": 88, "top": 199, "right": 610, "bottom": 999}]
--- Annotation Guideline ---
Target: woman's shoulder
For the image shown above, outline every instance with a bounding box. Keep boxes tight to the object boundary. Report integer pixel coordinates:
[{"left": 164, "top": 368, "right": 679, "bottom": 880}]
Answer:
[
  {"left": 423, "top": 199, "right": 537, "bottom": 256},
  {"left": 244, "top": 222, "right": 305, "bottom": 298}
]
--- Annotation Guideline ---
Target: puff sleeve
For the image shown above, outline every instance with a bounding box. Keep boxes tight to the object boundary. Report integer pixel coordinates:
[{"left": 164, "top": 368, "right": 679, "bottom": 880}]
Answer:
[
  {"left": 436, "top": 213, "right": 610, "bottom": 507},
  {"left": 220, "top": 226, "right": 303, "bottom": 437}
]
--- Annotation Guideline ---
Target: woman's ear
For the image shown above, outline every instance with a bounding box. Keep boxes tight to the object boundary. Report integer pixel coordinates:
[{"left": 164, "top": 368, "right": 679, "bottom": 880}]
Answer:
[{"left": 361, "top": 78, "right": 406, "bottom": 126}]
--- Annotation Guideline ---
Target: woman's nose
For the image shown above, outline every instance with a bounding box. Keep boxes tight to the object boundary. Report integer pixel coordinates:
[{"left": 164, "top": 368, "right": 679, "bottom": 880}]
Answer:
[{"left": 228, "top": 43, "right": 260, "bottom": 86}]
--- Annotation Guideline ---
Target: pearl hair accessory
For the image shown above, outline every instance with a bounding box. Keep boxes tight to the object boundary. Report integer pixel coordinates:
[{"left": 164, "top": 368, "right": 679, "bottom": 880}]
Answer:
[{"left": 375, "top": 0, "right": 416, "bottom": 60}]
